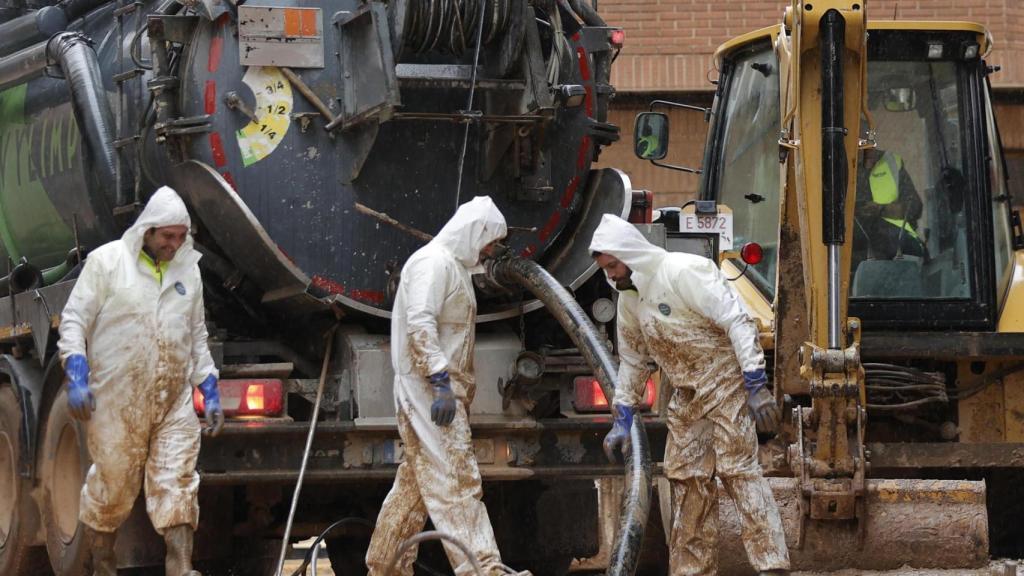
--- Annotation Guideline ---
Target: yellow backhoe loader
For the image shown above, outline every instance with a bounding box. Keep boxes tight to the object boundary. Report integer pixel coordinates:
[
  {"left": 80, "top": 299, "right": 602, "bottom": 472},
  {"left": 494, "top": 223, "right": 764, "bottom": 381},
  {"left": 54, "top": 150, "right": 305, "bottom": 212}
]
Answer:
[{"left": 636, "top": 1, "right": 1017, "bottom": 571}]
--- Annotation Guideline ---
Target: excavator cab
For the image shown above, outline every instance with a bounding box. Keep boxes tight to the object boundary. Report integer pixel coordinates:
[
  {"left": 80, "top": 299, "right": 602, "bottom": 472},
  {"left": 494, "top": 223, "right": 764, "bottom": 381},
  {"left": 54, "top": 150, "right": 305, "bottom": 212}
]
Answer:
[
  {"left": 635, "top": 6, "right": 1013, "bottom": 572},
  {"left": 702, "top": 24, "right": 1014, "bottom": 328}
]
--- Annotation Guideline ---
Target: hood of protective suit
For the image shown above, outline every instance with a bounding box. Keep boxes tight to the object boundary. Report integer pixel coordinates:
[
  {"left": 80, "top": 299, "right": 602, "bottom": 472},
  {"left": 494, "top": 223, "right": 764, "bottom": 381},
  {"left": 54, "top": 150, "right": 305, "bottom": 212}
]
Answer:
[
  {"left": 121, "top": 186, "right": 196, "bottom": 263},
  {"left": 432, "top": 196, "right": 507, "bottom": 270},
  {"left": 589, "top": 214, "right": 666, "bottom": 276}
]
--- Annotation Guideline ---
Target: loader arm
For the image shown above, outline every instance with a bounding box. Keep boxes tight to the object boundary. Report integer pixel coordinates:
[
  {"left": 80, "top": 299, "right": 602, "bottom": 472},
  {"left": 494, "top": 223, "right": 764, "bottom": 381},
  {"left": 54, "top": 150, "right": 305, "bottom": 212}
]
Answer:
[
  {"left": 776, "top": 0, "right": 869, "bottom": 529},
  {"left": 767, "top": 1, "right": 991, "bottom": 567}
]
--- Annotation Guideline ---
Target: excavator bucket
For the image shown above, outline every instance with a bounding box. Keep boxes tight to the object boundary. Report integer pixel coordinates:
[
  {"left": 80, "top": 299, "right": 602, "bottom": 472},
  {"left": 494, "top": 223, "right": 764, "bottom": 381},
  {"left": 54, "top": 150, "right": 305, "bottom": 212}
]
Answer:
[{"left": 713, "top": 477, "right": 989, "bottom": 574}]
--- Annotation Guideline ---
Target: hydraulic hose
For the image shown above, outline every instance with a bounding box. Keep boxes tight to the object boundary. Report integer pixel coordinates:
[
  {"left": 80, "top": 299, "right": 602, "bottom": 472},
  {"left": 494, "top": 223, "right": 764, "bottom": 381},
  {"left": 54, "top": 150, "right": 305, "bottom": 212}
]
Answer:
[{"left": 488, "top": 254, "right": 651, "bottom": 576}]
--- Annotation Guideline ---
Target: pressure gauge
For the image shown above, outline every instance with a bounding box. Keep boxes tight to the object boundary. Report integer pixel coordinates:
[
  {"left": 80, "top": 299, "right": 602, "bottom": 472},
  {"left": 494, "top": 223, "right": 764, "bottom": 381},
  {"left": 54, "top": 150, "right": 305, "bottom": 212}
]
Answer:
[
  {"left": 591, "top": 297, "right": 616, "bottom": 323},
  {"left": 514, "top": 351, "right": 545, "bottom": 386}
]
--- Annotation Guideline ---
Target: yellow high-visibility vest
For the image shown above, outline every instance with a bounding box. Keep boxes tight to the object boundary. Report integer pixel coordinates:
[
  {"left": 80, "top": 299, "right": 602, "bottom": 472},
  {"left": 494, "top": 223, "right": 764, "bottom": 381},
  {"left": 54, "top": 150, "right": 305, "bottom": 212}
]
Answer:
[
  {"left": 869, "top": 152, "right": 919, "bottom": 240},
  {"left": 868, "top": 152, "right": 901, "bottom": 205},
  {"left": 138, "top": 251, "right": 168, "bottom": 284}
]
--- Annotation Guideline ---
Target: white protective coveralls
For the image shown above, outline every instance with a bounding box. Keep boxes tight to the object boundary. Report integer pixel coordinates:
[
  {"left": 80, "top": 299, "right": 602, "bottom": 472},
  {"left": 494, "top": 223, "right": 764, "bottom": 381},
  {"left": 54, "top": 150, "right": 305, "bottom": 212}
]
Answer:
[
  {"left": 590, "top": 214, "right": 789, "bottom": 575},
  {"left": 366, "top": 196, "right": 510, "bottom": 575},
  {"left": 57, "top": 187, "right": 217, "bottom": 534}
]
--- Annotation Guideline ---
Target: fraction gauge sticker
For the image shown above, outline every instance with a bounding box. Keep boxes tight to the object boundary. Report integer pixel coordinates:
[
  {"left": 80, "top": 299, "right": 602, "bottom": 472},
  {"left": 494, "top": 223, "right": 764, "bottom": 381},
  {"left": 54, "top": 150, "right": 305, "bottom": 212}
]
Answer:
[{"left": 236, "top": 66, "right": 293, "bottom": 167}]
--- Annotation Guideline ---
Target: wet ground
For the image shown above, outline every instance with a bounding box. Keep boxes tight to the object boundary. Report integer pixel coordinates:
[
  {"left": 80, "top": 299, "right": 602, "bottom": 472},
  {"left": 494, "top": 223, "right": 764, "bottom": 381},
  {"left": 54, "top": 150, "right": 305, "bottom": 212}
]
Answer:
[
  {"left": 281, "top": 559, "right": 1024, "bottom": 575},
  {"left": 795, "top": 564, "right": 1021, "bottom": 576}
]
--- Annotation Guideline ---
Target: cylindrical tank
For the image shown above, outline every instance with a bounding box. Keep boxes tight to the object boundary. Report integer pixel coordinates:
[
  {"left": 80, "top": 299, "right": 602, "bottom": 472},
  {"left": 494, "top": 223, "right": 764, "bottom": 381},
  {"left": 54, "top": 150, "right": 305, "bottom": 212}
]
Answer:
[
  {"left": 0, "top": 1, "right": 149, "bottom": 278},
  {"left": 0, "top": 0, "right": 624, "bottom": 315}
]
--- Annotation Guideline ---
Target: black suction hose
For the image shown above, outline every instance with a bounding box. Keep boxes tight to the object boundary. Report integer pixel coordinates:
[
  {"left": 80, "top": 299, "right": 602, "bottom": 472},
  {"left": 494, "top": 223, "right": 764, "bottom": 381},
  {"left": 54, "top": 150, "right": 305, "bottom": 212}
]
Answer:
[
  {"left": 46, "top": 32, "right": 121, "bottom": 233},
  {"left": 488, "top": 254, "right": 651, "bottom": 576}
]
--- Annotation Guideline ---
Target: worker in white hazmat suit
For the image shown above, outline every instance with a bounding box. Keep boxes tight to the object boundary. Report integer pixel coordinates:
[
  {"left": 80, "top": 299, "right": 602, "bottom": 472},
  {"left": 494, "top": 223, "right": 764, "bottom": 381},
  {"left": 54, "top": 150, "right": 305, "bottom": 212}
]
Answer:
[
  {"left": 590, "top": 214, "right": 789, "bottom": 576},
  {"left": 366, "top": 196, "right": 529, "bottom": 576},
  {"left": 57, "top": 186, "right": 224, "bottom": 576}
]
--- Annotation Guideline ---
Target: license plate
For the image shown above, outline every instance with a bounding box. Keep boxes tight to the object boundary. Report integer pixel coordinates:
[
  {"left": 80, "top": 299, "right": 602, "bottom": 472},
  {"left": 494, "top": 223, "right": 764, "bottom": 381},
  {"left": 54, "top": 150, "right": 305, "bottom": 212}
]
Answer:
[{"left": 679, "top": 213, "right": 733, "bottom": 250}]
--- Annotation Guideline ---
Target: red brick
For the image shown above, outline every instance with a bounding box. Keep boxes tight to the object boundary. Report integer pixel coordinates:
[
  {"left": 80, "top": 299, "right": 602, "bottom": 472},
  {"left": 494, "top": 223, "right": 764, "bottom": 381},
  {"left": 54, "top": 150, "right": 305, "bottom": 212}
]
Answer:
[{"left": 598, "top": 0, "right": 1024, "bottom": 91}]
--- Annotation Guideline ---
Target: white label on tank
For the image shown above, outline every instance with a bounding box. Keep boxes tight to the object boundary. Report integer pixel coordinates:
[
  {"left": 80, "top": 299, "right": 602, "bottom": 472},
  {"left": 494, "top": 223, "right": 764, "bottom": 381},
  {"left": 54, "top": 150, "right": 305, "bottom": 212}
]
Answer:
[{"left": 236, "top": 66, "right": 293, "bottom": 167}]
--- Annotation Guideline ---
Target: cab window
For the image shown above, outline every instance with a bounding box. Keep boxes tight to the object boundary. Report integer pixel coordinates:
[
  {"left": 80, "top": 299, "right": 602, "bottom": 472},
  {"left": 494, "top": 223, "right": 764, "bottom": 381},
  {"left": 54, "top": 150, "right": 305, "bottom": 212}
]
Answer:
[
  {"left": 710, "top": 42, "right": 781, "bottom": 299},
  {"left": 850, "top": 60, "right": 973, "bottom": 300}
]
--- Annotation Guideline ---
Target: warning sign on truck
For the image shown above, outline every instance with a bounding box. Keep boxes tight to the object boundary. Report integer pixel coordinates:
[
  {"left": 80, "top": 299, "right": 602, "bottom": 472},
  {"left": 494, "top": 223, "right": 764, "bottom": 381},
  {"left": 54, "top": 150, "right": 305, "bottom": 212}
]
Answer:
[{"left": 238, "top": 6, "right": 324, "bottom": 68}]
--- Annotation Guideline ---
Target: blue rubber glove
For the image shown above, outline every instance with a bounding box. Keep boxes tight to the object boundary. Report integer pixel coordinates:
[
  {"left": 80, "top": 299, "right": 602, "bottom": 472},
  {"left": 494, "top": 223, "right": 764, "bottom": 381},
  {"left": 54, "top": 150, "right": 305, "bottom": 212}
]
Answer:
[
  {"left": 603, "top": 403, "right": 635, "bottom": 463},
  {"left": 429, "top": 371, "right": 457, "bottom": 427},
  {"left": 65, "top": 354, "right": 95, "bottom": 421},
  {"left": 744, "top": 368, "right": 780, "bottom": 434},
  {"left": 198, "top": 374, "right": 224, "bottom": 437}
]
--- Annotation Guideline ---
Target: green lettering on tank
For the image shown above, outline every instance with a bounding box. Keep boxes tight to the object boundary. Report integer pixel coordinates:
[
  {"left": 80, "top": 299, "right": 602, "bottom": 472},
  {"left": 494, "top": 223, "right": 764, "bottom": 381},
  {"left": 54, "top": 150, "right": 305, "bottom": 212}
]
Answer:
[{"left": 0, "top": 83, "right": 75, "bottom": 270}]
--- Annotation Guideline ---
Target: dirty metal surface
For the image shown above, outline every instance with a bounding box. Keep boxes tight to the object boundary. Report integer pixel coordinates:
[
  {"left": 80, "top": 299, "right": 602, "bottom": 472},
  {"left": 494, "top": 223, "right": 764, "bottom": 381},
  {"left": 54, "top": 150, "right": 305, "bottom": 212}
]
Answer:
[
  {"left": 860, "top": 331, "right": 1024, "bottom": 360},
  {"left": 716, "top": 477, "right": 988, "bottom": 574},
  {"left": 196, "top": 418, "right": 669, "bottom": 484},
  {"left": 868, "top": 441, "right": 1024, "bottom": 468}
]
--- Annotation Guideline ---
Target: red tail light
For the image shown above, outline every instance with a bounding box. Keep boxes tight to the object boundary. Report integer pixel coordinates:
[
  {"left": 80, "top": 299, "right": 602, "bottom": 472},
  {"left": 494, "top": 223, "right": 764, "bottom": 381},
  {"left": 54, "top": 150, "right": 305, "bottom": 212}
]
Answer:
[
  {"left": 573, "top": 376, "right": 656, "bottom": 412},
  {"left": 610, "top": 29, "right": 625, "bottom": 47},
  {"left": 193, "top": 378, "right": 285, "bottom": 418}
]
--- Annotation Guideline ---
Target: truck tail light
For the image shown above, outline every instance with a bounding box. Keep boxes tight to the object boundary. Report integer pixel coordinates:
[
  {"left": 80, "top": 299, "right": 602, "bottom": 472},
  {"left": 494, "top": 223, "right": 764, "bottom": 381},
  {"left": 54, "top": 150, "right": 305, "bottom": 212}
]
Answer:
[
  {"left": 573, "top": 376, "right": 656, "bottom": 412},
  {"left": 193, "top": 378, "right": 285, "bottom": 418},
  {"left": 610, "top": 29, "right": 625, "bottom": 47}
]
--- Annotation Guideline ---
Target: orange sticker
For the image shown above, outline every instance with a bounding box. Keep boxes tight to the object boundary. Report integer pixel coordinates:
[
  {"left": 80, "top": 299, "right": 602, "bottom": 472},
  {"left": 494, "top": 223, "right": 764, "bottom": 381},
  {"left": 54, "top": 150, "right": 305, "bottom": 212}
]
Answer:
[
  {"left": 284, "top": 8, "right": 300, "bottom": 37},
  {"left": 300, "top": 9, "right": 317, "bottom": 37}
]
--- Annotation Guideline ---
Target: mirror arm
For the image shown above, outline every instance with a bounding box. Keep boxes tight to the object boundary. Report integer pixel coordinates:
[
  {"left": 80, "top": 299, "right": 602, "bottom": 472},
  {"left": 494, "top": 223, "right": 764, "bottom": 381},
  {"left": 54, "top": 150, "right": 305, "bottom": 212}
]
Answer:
[
  {"left": 649, "top": 99, "right": 709, "bottom": 114},
  {"left": 650, "top": 159, "right": 702, "bottom": 174}
]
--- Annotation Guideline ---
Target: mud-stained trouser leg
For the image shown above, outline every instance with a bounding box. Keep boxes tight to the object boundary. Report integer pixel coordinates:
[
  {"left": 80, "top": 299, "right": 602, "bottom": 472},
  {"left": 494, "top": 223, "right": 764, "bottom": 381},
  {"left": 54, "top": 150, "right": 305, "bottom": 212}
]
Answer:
[
  {"left": 366, "top": 455, "right": 429, "bottom": 575},
  {"left": 719, "top": 474, "right": 789, "bottom": 572},
  {"left": 143, "top": 385, "right": 200, "bottom": 532},
  {"left": 412, "top": 401, "right": 505, "bottom": 575},
  {"left": 664, "top": 388, "right": 719, "bottom": 576},
  {"left": 145, "top": 386, "right": 202, "bottom": 535},
  {"left": 668, "top": 476, "right": 719, "bottom": 576},
  {"left": 80, "top": 399, "right": 148, "bottom": 532},
  {"left": 711, "top": 386, "right": 790, "bottom": 572},
  {"left": 383, "top": 384, "right": 506, "bottom": 576}
]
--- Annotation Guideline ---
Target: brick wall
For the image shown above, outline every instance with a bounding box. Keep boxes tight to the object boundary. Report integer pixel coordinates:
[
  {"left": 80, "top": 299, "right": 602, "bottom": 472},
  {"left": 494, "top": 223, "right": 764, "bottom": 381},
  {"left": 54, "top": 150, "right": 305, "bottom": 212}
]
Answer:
[{"left": 599, "top": 0, "right": 1024, "bottom": 93}]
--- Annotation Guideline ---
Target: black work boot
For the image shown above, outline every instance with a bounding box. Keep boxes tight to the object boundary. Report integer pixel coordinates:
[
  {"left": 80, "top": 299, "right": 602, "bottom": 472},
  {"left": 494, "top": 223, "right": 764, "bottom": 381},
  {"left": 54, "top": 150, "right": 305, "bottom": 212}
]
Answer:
[
  {"left": 85, "top": 526, "right": 117, "bottom": 576},
  {"left": 164, "top": 524, "right": 202, "bottom": 576}
]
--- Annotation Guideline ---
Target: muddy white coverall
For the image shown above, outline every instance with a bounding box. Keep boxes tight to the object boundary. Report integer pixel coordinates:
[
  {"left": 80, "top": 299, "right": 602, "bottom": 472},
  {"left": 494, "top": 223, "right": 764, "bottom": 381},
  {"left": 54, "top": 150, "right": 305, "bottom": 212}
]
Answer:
[
  {"left": 57, "top": 187, "right": 217, "bottom": 534},
  {"left": 366, "top": 196, "right": 510, "bottom": 576},
  {"left": 590, "top": 214, "right": 789, "bottom": 575}
]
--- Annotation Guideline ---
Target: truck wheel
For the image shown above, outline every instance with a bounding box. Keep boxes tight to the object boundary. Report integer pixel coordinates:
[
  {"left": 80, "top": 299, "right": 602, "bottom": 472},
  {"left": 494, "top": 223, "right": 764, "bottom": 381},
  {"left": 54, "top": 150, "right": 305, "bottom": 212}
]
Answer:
[
  {"left": 0, "top": 386, "right": 52, "bottom": 575},
  {"left": 40, "top": 388, "right": 91, "bottom": 576}
]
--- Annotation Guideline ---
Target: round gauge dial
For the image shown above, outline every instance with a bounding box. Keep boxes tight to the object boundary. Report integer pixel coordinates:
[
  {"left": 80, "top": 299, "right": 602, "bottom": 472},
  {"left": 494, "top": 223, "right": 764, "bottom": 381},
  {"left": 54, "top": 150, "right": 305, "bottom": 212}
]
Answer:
[
  {"left": 591, "top": 297, "right": 616, "bottom": 323},
  {"left": 516, "top": 353, "right": 544, "bottom": 380}
]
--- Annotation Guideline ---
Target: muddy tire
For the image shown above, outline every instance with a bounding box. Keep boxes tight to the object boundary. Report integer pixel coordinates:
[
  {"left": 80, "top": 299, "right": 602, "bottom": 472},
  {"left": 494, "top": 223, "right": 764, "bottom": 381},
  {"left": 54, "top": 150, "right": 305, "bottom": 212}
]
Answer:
[
  {"left": 0, "top": 386, "right": 52, "bottom": 575},
  {"left": 40, "top": 387, "right": 91, "bottom": 576}
]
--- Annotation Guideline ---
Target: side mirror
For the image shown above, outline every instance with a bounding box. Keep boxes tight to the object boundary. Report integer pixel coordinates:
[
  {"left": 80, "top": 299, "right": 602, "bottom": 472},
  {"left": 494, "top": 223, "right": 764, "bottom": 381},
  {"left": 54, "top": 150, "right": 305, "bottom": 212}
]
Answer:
[{"left": 634, "top": 112, "right": 669, "bottom": 161}]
